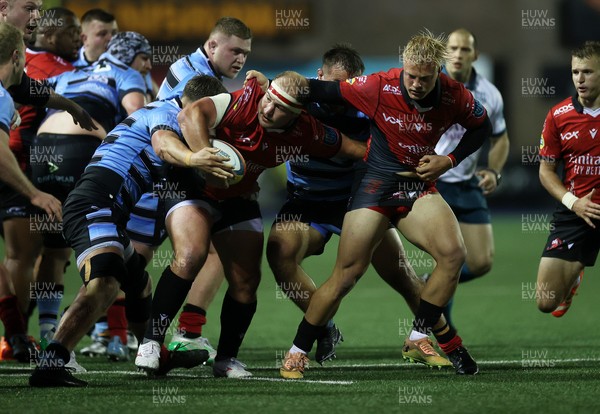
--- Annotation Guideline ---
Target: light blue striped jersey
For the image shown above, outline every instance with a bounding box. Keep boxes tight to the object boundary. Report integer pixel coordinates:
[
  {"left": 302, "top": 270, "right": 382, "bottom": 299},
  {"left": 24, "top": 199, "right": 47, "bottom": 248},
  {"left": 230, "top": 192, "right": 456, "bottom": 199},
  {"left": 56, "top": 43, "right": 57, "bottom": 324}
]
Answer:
[
  {"left": 156, "top": 47, "right": 220, "bottom": 100},
  {"left": 87, "top": 98, "right": 184, "bottom": 206},
  {"left": 47, "top": 53, "right": 146, "bottom": 125},
  {"left": 0, "top": 84, "right": 15, "bottom": 134}
]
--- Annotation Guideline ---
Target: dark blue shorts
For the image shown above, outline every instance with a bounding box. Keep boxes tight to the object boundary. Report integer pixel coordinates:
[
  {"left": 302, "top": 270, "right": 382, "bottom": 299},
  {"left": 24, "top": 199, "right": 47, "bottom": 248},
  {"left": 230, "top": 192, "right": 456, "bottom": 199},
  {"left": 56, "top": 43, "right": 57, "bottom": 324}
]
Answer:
[{"left": 436, "top": 176, "right": 491, "bottom": 224}]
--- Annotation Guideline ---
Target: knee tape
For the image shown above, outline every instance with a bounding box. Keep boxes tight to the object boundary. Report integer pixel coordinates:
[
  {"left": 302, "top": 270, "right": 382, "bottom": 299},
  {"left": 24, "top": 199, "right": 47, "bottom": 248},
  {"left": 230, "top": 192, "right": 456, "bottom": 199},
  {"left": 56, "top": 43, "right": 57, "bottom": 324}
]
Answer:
[{"left": 79, "top": 253, "right": 126, "bottom": 285}]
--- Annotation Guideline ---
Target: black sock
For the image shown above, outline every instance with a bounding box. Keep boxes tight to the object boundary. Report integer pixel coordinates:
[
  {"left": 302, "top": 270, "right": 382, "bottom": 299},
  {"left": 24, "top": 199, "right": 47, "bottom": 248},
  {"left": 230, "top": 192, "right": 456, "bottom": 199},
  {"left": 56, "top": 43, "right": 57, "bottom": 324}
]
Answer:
[
  {"left": 412, "top": 299, "right": 443, "bottom": 335},
  {"left": 144, "top": 266, "right": 193, "bottom": 343},
  {"left": 216, "top": 293, "right": 256, "bottom": 361},
  {"left": 293, "top": 317, "right": 326, "bottom": 354},
  {"left": 433, "top": 321, "right": 457, "bottom": 344},
  {"left": 44, "top": 341, "right": 70, "bottom": 368}
]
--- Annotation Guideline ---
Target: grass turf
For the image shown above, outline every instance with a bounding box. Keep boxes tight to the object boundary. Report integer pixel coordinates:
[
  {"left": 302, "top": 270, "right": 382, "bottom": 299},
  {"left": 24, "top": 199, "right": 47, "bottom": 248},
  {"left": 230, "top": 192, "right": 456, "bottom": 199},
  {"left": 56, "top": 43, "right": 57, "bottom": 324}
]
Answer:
[{"left": 2, "top": 214, "right": 599, "bottom": 413}]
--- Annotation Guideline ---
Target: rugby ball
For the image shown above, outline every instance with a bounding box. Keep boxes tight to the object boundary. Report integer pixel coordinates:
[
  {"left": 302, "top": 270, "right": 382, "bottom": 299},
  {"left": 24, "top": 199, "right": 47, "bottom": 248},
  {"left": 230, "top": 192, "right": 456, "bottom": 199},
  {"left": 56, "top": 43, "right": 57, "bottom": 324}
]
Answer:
[{"left": 210, "top": 138, "right": 246, "bottom": 185}]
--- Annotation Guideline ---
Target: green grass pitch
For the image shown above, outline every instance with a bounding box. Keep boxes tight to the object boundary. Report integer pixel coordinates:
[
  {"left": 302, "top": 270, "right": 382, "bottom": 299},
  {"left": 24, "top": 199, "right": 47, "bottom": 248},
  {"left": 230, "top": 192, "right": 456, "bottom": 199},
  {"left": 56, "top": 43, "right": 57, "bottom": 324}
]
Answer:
[{"left": 2, "top": 215, "right": 599, "bottom": 413}]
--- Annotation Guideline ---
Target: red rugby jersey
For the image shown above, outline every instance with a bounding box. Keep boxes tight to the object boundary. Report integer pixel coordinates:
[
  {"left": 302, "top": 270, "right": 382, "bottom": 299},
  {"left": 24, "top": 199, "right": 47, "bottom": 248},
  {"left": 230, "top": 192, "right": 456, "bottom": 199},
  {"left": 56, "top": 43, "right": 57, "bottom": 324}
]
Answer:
[
  {"left": 339, "top": 68, "right": 487, "bottom": 173},
  {"left": 9, "top": 49, "right": 74, "bottom": 171},
  {"left": 206, "top": 78, "right": 342, "bottom": 200},
  {"left": 539, "top": 96, "right": 600, "bottom": 203}
]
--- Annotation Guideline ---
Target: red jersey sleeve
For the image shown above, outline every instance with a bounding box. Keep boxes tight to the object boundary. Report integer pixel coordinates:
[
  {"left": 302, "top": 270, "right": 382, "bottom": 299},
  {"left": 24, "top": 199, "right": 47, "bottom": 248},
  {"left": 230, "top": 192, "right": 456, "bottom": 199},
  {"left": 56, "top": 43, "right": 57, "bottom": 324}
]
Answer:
[
  {"left": 539, "top": 110, "right": 560, "bottom": 160},
  {"left": 300, "top": 115, "right": 343, "bottom": 159},
  {"left": 338, "top": 74, "right": 381, "bottom": 119}
]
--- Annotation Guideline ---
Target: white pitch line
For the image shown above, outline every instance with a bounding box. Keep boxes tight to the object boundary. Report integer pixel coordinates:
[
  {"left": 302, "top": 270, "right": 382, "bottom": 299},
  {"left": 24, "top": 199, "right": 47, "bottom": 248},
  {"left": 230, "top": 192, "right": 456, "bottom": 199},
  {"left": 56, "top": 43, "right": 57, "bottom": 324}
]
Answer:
[{"left": 4, "top": 357, "right": 600, "bottom": 381}]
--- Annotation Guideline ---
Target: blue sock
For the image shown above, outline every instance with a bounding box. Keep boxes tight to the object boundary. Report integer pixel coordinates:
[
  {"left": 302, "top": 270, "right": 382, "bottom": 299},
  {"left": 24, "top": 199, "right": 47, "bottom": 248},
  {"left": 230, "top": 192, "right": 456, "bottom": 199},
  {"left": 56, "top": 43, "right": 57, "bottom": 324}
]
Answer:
[
  {"left": 93, "top": 321, "right": 109, "bottom": 337},
  {"left": 326, "top": 320, "right": 334, "bottom": 328},
  {"left": 37, "top": 284, "right": 64, "bottom": 339}
]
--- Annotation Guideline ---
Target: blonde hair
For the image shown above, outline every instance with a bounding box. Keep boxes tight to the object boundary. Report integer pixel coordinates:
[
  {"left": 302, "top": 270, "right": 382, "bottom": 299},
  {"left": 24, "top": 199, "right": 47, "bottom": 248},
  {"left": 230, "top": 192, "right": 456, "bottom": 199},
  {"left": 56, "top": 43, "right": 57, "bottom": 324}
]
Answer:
[{"left": 402, "top": 29, "right": 449, "bottom": 69}]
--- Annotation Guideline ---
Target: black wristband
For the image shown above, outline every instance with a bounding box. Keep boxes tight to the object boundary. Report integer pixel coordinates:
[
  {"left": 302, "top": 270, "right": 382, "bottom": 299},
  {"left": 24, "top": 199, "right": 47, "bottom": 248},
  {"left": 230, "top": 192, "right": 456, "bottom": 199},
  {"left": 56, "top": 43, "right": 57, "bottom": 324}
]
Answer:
[{"left": 483, "top": 168, "right": 502, "bottom": 185}]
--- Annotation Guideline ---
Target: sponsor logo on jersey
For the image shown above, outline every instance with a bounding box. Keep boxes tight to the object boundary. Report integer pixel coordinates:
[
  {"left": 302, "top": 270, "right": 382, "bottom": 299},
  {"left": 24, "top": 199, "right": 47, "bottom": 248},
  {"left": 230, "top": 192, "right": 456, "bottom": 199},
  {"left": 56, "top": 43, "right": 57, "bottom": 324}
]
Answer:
[
  {"left": 383, "top": 112, "right": 402, "bottom": 125},
  {"left": 382, "top": 84, "right": 402, "bottom": 95},
  {"left": 472, "top": 99, "right": 485, "bottom": 118},
  {"left": 323, "top": 126, "right": 339, "bottom": 146},
  {"left": 553, "top": 103, "right": 573, "bottom": 116},
  {"left": 590, "top": 128, "right": 598, "bottom": 139},
  {"left": 560, "top": 131, "right": 579, "bottom": 141},
  {"left": 539, "top": 135, "right": 545, "bottom": 150}
]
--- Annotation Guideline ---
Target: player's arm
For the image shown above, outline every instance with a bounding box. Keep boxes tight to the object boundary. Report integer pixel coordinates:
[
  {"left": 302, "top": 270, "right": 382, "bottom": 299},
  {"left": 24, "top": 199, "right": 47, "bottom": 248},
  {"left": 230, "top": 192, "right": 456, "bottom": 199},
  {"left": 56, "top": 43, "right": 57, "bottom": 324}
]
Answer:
[
  {"left": 0, "top": 129, "right": 62, "bottom": 220},
  {"left": 121, "top": 91, "right": 146, "bottom": 115},
  {"left": 539, "top": 159, "right": 600, "bottom": 228},
  {"left": 477, "top": 131, "right": 509, "bottom": 195},
  {"left": 336, "top": 133, "right": 367, "bottom": 160},
  {"left": 177, "top": 96, "right": 221, "bottom": 152},
  {"left": 151, "top": 129, "right": 233, "bottom": 179},
  {"left": 307, "top": 79, "right": 346, "bottom": 105},
  {"left": 417, "top": 115, "right": 492, "bottom": 182}
]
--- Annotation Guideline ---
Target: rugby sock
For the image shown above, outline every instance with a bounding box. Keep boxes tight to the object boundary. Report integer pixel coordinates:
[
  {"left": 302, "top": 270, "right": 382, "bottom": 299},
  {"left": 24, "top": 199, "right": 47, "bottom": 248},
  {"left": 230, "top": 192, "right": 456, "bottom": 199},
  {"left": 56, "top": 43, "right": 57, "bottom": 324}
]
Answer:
[
  {"left": 145, "top": 266, "right": 193, "bottom": 343},
  {"left": 292, "top": 317, "right": 326, "bottom": 354},
  {"left": 215, "top": 293, "right": 256, "bottom": 361},
  {"left": 178, "top": 304, "right": 206, "bottom": 339},
  {"left": 0, "top": 295, "right": 26, "bottom": 337},
  {"left": 412, "top": 299, "right": 443, "bottom": 337},
  {"left": 433, "top": 322, "right": 462, "bottom": 354},
  {"left": 107, "top": 298, "right": 128, "bottom": 344},
  {"left": 92, "top": 318, "right": 108, "bottom": 338},
  {"left": 458, "top": 264, "right": 479, "bottom": 283},
  {"left": 437, "top": 333, "right": 463, "bottom": 355},
  {"left": 442, "top": 296, "right": 455, "bottom": 330},
  {"left": 44, "top": 341, "right": 71, "bottom": 366},
  {"left": 36, "top": 284, "right": 64, "bottom": 340}
]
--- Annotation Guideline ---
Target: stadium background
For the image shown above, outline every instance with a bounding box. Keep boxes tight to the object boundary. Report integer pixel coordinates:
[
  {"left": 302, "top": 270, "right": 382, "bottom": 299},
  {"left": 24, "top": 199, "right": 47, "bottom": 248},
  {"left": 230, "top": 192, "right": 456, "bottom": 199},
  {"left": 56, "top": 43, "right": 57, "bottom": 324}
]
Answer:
[{"left": 3, "top": 0, "right": 600, "bottom": 412}]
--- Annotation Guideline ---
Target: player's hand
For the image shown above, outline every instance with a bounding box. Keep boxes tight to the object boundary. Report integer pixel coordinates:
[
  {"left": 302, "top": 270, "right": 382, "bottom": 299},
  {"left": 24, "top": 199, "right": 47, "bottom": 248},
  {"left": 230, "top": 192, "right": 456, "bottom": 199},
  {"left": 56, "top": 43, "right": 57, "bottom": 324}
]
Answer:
[
  {"left": 30, "top": 190, "right": 62, "bottom": 221},
  {"left": 572, "top": 189, "right": 600, "bottom": 228},
  {"left": 67, "top": 103, "right": 98, "bottom": 131},
  {"left": 415, "top": 155, "right": 453, "bottom": 182},
  {"left": 191, "top": 147, "right": 235, "bottom": 180},
  {"left": 10, "top": 110, "right": 21, "bottom": 130},
  {"left": 476, "top": 169, "right": 498, "bottom": 195},
  {"left": 245, "top": 70, "right": 269, "bottom": 91}
]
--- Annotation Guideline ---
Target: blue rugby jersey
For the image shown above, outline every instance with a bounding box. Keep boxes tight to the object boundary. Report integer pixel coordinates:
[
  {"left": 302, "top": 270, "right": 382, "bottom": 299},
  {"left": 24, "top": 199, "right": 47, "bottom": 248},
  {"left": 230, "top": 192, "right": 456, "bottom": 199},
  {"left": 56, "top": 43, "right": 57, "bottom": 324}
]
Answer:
[
  {"left": 0, "top": 84, "right": 15, "bottom": 134},
  {"left": 156, "top": 47, "right": 220, "bottom": 100},
  {"left": 86, "top": 98, "right": 184, "bottom": 207},
  {"left": 48, "top": 53, "right": 146, "bottom": 123}
]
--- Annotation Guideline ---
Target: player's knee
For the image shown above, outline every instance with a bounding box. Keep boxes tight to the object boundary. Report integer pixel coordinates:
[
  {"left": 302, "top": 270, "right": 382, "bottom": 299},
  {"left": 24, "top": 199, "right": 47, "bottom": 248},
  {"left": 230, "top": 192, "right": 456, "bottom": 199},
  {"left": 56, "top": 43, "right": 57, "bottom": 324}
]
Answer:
[
  {"left": 468, "top": 259, "right": 493, "bottom": 277},
  {"left": 86, "top": 276, "right": 121, "bottom": 308},
  {"left": 80, "top": 252, "right": 126, "bottom": 293},
  {"left": 230, "top": 270, "right": 261, "bottom": 302},
  {"left": 171, "top": 246, "right": 206, "bottom": 279},
  {"left": 437, "top": 243, "right": 467, "bottom": 273}
]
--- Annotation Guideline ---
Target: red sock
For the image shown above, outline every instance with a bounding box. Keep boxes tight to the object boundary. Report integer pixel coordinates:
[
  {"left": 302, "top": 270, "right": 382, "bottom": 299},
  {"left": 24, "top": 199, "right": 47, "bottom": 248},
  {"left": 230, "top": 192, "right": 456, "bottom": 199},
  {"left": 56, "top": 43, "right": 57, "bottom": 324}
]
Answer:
[
  {"left": 107, "top": 298, "right": 128, "bottom": 344},
  {"left": 438, "top": 334, "right": 463, "bottom": 355},
  {"left": 0, "top": 295, "right": 26, "bottom": 338},
  {"left": 178, "top": 305, "right": 206, "bottom": 338}
]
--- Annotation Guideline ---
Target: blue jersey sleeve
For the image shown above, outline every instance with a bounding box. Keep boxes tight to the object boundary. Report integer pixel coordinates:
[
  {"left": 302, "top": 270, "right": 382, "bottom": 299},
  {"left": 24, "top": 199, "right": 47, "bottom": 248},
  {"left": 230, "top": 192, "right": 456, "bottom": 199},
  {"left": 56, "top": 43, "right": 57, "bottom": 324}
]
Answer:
[
  {"left": 118, "top": 69, "right": 147, "bottom": 101},
  {"left": 146, "top": 105, "right": 182, "bottom": 138},
  {"left": 0, "top": 87, "right": 15, "bottom": 134}
]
